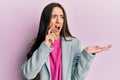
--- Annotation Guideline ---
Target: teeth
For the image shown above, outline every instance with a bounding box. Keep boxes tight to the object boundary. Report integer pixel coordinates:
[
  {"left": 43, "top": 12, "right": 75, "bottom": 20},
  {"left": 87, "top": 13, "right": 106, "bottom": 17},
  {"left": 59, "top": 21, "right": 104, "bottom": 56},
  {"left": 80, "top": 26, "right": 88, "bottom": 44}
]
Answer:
[
  {"left": 55, "top": 26, "right": 60, "bottom": 30},
  {"left": 57, "top": 27, "right": 60, "bottom": 29}
]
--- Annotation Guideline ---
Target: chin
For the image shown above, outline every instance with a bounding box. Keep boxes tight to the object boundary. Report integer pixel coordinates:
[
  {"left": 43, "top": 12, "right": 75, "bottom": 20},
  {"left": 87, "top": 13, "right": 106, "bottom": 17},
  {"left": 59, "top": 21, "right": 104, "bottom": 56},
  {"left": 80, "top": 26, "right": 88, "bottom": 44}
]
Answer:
[{"left": 55, "top": 33, "right": 60, "bottom": 36}]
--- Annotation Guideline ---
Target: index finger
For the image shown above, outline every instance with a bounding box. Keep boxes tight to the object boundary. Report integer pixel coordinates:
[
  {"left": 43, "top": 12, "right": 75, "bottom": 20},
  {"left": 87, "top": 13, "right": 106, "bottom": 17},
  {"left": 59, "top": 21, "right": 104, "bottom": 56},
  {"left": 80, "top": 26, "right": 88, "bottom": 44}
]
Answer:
[
  {"left": 48, "top": 27, "right": 52, "bottom": 34},
  {"left": 99, "top": 44, "right": 112, "bottom": 52}
]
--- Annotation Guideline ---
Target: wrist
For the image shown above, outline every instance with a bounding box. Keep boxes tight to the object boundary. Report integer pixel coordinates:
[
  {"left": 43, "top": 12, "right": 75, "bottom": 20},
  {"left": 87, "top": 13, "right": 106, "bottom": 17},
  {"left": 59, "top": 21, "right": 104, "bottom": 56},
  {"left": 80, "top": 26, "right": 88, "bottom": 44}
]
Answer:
[
  {"left": 86, "top": 47, "right": 96, "bottom": 55},
  {"left": 44, "top": 41, "right": 51, "bottom": 46}
]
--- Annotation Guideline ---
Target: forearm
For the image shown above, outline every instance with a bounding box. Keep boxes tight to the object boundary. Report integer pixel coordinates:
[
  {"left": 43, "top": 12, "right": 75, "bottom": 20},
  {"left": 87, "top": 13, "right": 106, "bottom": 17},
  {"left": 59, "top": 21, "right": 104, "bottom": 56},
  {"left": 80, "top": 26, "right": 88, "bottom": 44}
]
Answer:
[
  {"left": 21, "top": 42, "right": 53, "bottom": 79},
  {"left": 78, "top": 49, "right": 95, "bottom": 79}
]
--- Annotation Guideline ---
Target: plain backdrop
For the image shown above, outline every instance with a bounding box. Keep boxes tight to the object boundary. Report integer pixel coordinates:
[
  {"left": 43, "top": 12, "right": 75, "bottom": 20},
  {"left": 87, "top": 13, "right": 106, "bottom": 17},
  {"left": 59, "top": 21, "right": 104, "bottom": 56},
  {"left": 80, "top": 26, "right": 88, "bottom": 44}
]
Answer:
[{"left": 0, "top": 0, "right": 120, "bottom": 80}]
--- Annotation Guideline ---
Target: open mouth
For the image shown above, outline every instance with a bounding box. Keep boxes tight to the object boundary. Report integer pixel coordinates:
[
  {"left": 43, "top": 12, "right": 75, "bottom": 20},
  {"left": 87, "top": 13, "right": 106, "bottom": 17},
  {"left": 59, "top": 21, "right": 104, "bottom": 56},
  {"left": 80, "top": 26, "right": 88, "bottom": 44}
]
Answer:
[{"left": 55, "top": 26, "right": 61, "bottom": 30}]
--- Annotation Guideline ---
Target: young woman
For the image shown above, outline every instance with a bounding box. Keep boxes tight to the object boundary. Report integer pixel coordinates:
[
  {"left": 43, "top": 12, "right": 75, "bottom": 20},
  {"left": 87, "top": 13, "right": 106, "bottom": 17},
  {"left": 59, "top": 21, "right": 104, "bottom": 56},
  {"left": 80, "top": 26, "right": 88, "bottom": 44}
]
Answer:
[{"left": 21, "top": 2, "right": 112, "bottom": 80}]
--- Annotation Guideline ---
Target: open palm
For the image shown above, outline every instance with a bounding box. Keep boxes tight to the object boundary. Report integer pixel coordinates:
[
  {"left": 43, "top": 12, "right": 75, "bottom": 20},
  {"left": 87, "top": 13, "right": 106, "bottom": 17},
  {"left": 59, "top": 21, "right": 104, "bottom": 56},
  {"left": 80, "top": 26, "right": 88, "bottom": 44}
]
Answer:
[{"left": 86, "top": 45, "right": 112, "bottom": 54}]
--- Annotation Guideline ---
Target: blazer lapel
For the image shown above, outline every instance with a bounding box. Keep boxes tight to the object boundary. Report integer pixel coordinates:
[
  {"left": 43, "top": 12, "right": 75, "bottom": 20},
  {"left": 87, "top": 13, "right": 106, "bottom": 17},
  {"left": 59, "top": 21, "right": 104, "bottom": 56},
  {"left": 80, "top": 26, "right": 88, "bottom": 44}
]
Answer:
[
  {"left": 45, "top": 37, "right": 73, "bottom": 79},
  {"left": 61, "top": 37, "right": 72, "bottom": 79},
  {"left": 45, "top": 57, "right": 51, "bottom": 75}
]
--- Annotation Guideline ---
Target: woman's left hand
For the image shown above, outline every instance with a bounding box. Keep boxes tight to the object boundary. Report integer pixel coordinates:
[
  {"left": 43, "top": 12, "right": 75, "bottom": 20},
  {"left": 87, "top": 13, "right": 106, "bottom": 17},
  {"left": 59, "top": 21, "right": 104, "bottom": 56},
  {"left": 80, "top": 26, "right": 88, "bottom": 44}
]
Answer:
[{"left": 86, "top": 44, "right": 112, "bottom": 54}]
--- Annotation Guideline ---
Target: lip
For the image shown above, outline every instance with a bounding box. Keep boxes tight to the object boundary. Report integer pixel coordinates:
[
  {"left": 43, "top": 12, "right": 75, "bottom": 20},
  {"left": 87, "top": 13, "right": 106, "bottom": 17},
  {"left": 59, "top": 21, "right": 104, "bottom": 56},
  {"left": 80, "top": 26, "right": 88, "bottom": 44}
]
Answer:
[
  {"left": 54, "top": 26, "right": 61, "bottom": 32},
  {"left": 55, "top": 26, "right": 61, "bottom": 30}
]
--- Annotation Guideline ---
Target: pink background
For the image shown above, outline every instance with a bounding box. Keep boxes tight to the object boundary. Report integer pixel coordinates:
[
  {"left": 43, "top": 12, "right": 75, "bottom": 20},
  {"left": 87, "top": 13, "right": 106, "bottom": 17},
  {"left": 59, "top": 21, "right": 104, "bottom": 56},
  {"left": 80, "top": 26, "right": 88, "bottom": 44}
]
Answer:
[{"left": 0, "top": 0, "right": 119, "bottom": 80}]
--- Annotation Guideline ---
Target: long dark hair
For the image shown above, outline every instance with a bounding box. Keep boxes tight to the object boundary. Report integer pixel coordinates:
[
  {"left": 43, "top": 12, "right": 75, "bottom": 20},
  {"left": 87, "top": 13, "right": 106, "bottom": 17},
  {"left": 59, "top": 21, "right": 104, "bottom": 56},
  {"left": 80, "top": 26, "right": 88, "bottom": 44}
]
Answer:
[{"left": 26, "top": 2, "right": 72, "bottom": 80}]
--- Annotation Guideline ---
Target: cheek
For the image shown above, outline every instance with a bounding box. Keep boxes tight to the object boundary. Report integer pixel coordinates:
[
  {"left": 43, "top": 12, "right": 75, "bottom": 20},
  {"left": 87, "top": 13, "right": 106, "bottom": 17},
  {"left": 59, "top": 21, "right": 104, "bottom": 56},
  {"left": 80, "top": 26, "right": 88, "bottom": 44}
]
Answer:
[
  {"left": 61, "top": 19, "right": 64, "bottom": 24},
  {"left": 49, "top": 21, "right": 54, "bottom": 27},
  {"left": 50, "top": 19, "right": 56, "bottom": 24}
]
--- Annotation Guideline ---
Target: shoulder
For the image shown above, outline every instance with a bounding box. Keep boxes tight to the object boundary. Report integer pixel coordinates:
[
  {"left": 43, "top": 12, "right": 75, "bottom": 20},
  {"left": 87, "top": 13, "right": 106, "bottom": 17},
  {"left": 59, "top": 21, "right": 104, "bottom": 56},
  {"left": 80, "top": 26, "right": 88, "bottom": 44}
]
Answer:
[
  {"left": 72, "top": 37, "right": 81, "bottom": 48},
  {"left": 66, "top": 37, "right": 81, "bottom": 52},
  {"left": 62, "top": 37, "right": 80, "bottom": 44},
  {"left": 72, "top": 37, "right": 80, "bottom": 43}
]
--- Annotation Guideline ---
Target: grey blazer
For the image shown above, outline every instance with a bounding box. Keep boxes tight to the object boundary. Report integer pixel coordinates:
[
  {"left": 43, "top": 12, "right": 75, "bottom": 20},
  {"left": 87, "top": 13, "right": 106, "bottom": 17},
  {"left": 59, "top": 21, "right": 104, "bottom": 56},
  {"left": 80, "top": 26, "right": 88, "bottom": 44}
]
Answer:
[{"left": 21, "top": 37, "right": 95, "bottom": 80}]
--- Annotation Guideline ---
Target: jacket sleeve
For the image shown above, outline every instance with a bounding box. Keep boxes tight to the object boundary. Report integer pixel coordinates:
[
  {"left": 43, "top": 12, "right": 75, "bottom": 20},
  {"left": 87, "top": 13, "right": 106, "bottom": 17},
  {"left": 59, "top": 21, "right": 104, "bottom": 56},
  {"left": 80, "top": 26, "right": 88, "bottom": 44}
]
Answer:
[
  {"left": 21, "top": 42, "right": 53, "bottom": 79},
  {"left": 71, "top": 39, "right": 95, "bottom": 80}
]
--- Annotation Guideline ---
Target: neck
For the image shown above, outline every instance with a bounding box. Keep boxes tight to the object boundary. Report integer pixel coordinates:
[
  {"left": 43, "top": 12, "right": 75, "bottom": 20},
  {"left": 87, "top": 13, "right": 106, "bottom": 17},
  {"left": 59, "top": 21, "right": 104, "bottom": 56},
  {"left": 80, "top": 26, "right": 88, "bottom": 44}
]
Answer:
[{"left": 56, "top": 35, "right": 60, "bottom": 40}]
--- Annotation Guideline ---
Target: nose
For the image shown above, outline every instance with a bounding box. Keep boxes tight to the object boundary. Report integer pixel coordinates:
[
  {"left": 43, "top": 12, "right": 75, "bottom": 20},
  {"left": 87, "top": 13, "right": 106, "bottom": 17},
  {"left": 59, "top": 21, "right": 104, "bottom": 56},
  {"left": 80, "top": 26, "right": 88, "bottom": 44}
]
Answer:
[{"left": 56, "top": 16, "right": 61, "bottom": 23}]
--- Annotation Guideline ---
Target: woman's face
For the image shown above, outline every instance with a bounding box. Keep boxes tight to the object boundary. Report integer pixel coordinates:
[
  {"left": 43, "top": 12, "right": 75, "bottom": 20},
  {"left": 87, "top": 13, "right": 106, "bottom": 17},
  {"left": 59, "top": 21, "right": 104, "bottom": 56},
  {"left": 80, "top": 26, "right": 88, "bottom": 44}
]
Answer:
[{"left": 49, "top": 7, "right": 64, "bottom": 37}]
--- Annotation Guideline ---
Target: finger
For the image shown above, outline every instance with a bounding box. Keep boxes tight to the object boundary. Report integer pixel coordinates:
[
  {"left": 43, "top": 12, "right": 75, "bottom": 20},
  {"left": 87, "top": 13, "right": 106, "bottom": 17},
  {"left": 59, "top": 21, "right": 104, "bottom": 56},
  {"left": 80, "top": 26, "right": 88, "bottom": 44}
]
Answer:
[
  {"left": 107, "top": 44, "right": 112, "bottom": 48},
  {"left": 51, "top": 36, "right": 55, "bottom": 42},
  {"left": 47, "top": 33, "right": 56, "bottom": 42},
  {"left": 95, "top": 45, "right": 100, "bottom": 49},
  {"left": 49, "top": 35, "right": 56, "bottom": 44},
  {"left": 48, "top": 23, "right": 55, "bottom": 34},
  {"left": 98, "top": 45, "right": 112, "bottom": 52},
  {"left": 51, "top": 33, "right": 57, "bottom": 40},
  {"left": 103, "top": 45, "right": 112, "bottom": 50},
  {"left": 48, "top": 27, "right": 52, "bottom": 34}
]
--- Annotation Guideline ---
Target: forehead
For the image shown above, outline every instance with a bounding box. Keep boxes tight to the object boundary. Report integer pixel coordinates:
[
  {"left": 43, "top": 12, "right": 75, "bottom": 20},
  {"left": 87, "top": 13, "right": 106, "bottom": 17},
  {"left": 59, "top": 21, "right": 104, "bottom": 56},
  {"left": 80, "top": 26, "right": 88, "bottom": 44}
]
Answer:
[{"left": 51, "top": 7, "right": 63, "bottom": 15}]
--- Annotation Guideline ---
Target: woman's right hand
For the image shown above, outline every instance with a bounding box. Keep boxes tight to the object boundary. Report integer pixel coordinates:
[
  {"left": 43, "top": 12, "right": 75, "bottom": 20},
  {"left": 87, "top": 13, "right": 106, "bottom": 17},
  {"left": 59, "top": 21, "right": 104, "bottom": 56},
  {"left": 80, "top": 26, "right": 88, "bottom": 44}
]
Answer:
[{"left": 45, "top": 27, "right": 57, "bottom": 46}]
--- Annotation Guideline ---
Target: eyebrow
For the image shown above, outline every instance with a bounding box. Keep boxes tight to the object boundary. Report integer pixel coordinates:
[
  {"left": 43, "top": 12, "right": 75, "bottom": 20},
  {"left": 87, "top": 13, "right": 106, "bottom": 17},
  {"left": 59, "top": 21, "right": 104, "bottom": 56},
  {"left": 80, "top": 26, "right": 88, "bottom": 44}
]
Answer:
[
  {"left": 51, "top": 14, "right": 64, "bottom": 15},
  {"left": 51, "top": 14, "right": 64, "bottom": 18}
]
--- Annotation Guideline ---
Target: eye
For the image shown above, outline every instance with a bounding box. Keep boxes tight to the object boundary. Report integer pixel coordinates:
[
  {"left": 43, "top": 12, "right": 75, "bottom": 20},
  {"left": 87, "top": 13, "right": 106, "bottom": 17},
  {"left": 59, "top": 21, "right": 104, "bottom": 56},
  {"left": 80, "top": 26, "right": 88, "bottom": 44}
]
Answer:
[
  {"left": 51, "top": 15, "right": 57, "bottom": 18},
  {"left": 61, "top": 15, "right": 64, "bottom": 19}
]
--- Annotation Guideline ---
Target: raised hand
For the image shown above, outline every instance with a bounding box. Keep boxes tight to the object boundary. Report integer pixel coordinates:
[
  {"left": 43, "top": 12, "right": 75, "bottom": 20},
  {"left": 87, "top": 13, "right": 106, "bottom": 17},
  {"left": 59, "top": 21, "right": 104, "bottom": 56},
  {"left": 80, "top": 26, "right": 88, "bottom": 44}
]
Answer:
[
  {"left": 86, "top": 44, "right": 112, "bottom": 54},
  {"left": 45, "top": 27, "right": 57, "bottom": 46}
]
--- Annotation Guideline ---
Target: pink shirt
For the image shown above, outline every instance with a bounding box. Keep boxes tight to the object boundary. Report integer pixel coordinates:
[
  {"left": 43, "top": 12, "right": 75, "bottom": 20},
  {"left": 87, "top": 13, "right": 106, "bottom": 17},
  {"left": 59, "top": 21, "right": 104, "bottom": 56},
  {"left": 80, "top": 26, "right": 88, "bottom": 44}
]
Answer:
[{"left": 49, "top": 38, "right": 62, "bottom": 80}]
